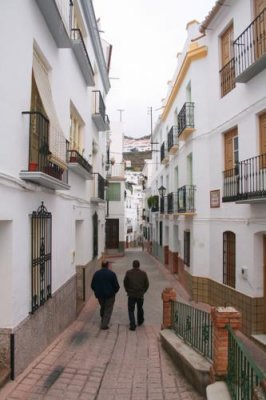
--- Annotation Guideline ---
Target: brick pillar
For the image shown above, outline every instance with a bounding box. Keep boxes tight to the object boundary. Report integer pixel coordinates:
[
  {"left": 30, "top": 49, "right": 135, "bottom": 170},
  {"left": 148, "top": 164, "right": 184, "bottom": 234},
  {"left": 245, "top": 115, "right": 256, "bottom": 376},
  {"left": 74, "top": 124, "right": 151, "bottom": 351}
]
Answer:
[
  {"left": 161, "top": 288, "right": 176, "bottom": 329},
  {"left": 211, "top": 307, "right": 241, "bottom": 378}
]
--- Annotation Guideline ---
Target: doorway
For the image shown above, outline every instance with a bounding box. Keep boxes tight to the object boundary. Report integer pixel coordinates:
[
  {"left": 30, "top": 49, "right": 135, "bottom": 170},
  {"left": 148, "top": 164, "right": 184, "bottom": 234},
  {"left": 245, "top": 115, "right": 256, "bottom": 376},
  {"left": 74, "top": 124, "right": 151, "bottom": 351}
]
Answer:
[{"left": 106, "top": 219, "right": 119, "bottom": 249}]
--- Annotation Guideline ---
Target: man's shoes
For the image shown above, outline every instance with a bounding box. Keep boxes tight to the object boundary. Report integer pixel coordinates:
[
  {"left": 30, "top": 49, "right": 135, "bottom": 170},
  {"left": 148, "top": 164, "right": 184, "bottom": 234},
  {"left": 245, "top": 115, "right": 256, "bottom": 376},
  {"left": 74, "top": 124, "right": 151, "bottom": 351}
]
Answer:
[
  {"left": 101, "top": 326, "right": 109, "bottom": 330},
  {"left": 138, "top": 320, "right": 144, "bottom": 326},
  {"left": 129, "top": 326, "right": 136, "bottom": 331}
]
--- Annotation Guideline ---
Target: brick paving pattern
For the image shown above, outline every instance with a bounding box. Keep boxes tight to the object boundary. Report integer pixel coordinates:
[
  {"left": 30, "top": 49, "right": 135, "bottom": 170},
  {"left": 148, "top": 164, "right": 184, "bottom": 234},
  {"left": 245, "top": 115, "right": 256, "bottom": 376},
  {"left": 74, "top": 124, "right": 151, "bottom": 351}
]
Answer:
[{"left": 0, "top": 249, "right": 205, "bottom": 399}]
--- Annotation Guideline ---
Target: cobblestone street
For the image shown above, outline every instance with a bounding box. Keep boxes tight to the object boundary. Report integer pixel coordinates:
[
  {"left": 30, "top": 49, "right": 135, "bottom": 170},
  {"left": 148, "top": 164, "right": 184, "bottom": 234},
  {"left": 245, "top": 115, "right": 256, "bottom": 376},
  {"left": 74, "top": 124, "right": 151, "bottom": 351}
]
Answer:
[{"left": 0, "top": 249, "right": 204, "bottom": 400}]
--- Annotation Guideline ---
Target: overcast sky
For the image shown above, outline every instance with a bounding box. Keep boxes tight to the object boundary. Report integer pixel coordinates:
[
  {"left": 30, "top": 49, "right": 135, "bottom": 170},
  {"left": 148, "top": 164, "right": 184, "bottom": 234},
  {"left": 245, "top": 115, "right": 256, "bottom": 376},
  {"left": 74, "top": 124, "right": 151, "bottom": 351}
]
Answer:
[{"left": 93, "top": 0, "right": 215, "bottom": 137}]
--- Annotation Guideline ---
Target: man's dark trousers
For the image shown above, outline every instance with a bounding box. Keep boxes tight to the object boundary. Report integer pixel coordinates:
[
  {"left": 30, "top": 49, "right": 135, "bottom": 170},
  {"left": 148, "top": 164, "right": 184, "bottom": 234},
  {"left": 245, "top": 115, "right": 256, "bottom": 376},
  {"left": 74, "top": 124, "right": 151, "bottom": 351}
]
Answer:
[
  {"left": 128, "top": 296, "right": 144, "bottom": 329},
  {"left": 99, "top": 296, "right": 115, "bottom": 329}
]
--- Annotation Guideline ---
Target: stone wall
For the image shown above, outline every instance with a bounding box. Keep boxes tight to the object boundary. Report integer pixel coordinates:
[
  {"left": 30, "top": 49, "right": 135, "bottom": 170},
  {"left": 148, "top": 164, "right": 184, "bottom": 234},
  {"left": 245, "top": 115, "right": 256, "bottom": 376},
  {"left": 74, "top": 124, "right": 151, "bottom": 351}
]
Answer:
[
  {"left": 12, "top": 275, "right": 76, "bottom": 377},
  {"left": 177, "top": 255, "right": 264, "bottom": 336}
]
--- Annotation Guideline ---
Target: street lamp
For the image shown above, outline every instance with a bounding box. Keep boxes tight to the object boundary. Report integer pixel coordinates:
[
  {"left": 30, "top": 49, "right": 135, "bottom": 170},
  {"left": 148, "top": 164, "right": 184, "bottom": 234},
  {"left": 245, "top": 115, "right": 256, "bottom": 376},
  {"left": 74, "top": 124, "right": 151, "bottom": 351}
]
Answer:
[{"left": 158, "top": 185, "right": 166, "bottom": 198}]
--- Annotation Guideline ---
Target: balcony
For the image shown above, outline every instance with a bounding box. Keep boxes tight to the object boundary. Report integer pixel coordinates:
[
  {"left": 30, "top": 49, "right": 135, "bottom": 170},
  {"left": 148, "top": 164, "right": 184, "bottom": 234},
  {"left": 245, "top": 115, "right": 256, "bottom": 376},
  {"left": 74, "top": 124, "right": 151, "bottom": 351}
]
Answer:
[
  {"left": 167, "top": 126, "right": 179, "bottom": 155},
  {"left": 92, "top": 91, "right": 110, "bottom": 131},
  {"left": 67, "top": 149, "right": 93, "bottom": 179},
  {"left": 234, "top": 8, "right": 266, "bottom": 83},
  {"left": 106, "top": 163, "right": 125, "bottom": 179},
  {"left": 71, "top": 29, "right": 94, "bottom": 86},
  {"left": 178, "top": 102, "right": 195, "bottom": 139},
  {"left": 223, "top": 154, "right": 266, "bottom": 203},
  {"left": 35, "top": 0, "right": 71, "bottom": 48},
  {"left": 160, "top": 142, "right": 169, "bottom": 165},
  {"left": 160, "top": 186, "right": 196, "bottom": 215},
  {"left": 20, "top": 112, "right": 70, "bottom": 190},
  {"left": 91, "top": 173, "right": 106, "bottom": 203},
  {"left": 220, "top": 58, "right": 236, "bottom": 97}
]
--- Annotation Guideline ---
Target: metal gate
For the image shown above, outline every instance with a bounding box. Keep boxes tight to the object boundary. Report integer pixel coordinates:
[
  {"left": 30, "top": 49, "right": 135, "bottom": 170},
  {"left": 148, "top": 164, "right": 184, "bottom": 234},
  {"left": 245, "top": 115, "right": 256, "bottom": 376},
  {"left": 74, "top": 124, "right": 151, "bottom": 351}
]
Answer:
[
  {"left": 93, "top": 212, "right": 98, "bottom": 258},
  {"left": 31, "top": 202, "right": 52, "bottom": 313}
]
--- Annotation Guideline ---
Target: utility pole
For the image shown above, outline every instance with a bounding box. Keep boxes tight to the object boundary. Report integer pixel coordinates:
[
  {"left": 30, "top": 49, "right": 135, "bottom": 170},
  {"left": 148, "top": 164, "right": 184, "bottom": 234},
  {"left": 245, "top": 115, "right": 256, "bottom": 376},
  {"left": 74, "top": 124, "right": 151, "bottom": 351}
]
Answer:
[
  {"left": 117, "top": 109, "right": 125, "bottom": 122},
  {"left": 147, "top": 106, "right": 153, "bottom": 135}
]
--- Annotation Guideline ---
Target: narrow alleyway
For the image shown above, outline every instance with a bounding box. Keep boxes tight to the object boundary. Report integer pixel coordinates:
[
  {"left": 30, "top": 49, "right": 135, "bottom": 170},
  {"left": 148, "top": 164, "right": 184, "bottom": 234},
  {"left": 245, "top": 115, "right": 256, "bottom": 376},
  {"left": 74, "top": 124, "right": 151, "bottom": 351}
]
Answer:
[{"left": 0, "top": 250, "right": 204, "bottom": 400}]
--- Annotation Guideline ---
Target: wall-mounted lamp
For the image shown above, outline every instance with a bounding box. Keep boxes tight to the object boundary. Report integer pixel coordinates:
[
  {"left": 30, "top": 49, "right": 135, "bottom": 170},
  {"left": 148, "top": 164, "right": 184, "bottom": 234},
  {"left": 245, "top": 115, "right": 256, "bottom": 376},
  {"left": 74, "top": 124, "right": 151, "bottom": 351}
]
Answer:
[{"left": 158, "top": 185, "right": 166, "bottom": 197}]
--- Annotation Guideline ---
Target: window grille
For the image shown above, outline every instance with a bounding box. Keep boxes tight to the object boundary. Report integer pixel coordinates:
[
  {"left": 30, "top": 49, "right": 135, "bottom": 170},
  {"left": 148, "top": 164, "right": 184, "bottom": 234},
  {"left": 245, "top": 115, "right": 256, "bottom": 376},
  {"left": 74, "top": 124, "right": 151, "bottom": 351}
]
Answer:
[
  {"left": 31, "top": 202, "right": 52, "bottom": 313},
  {"left": 184, "top": 231, "right": 190, "bottom": 266},
  {"left": 223, "top": 231, "right": 236, "bottom": 288}
]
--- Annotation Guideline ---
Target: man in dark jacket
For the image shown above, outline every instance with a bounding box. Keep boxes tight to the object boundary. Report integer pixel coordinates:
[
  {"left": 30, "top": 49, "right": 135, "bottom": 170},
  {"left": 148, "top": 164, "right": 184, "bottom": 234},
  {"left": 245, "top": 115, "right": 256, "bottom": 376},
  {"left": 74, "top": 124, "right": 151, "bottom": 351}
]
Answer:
[
  {"left": 123, "top": 259, "right": 149, "bottom": 331},
  {"left": 91, "top": 261, "right": 120, "bottom": 329}
]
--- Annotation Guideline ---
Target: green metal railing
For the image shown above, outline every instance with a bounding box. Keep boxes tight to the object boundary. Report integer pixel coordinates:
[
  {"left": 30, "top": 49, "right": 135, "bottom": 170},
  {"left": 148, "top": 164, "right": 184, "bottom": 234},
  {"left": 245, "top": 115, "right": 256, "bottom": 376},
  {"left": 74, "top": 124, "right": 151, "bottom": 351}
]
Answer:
[
  {"left": 226, "top": 325, "right": 266, "bottom": 400},
  {"left": 171, "top": 301, "right": 213, "bottom": 360}
]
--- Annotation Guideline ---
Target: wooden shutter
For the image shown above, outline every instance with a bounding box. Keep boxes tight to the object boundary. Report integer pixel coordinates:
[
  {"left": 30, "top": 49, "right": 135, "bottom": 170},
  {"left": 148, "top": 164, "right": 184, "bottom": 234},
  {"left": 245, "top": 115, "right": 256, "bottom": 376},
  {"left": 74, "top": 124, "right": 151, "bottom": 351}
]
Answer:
[
  {"left": 254, "top": 0, "right": 266, "bottom": 59},
  {"left": 254, "top": 0, "right": 266, "bottom": 16},
  {"left": 260, "top": 112, "right": 266, "bottom": 154},
  {"left": 224, "top": 128, "right": 238, "bottom": 171},
  {"left": 221, "top": 25, "right": 234, "bottom": 66}
]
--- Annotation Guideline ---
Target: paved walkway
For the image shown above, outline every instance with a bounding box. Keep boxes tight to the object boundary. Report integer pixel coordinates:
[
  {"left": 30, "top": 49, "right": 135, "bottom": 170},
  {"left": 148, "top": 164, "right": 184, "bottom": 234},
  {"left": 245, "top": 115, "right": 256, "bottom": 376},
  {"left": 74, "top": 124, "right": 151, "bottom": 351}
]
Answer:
[{"left": 0, "top": 249, "right": 204, "bottom": 400}]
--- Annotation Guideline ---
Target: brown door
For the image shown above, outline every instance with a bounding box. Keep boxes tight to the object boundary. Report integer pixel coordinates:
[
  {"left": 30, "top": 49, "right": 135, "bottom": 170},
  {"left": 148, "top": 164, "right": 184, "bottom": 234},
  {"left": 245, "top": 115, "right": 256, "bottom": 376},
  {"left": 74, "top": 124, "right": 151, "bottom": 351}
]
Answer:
[
  {"left": 263, "top": 235, "right": 266, "bottom": 332},
  {"left": 254, "top": 0, "right": 266, "bottom": 59},
  {"left": 106, "top": 219, "right": 119, "bottom": 249}
]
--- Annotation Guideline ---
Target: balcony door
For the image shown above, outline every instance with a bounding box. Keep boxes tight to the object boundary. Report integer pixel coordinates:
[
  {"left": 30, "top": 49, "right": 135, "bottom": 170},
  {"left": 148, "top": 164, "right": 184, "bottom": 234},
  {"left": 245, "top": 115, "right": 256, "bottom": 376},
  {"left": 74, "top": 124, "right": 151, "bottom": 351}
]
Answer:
[
  {"left": 106, "top": 219, "right": 119, "bottom": 249},
  {"left": 221, "top": 24, "right": 235, "bottom": 96},
  {"left": 254, "top": 0, "right": 266, "bottom": 59},
  {"left": 260, "top": 112, "right": 266, "bottom": 154},
  {"left": 224, "top": 128, "right": 239, "bottom": 173},
  {"left": 30, "top": 75, "right": 47, "bottom": 165}
]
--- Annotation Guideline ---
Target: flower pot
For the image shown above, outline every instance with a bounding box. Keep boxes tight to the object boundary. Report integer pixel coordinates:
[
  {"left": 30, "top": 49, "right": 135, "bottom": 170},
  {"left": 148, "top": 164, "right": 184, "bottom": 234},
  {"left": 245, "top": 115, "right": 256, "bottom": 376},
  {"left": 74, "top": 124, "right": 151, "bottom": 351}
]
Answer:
[{"left": 29, "top": 162, "right": 38, "bottom": 171}]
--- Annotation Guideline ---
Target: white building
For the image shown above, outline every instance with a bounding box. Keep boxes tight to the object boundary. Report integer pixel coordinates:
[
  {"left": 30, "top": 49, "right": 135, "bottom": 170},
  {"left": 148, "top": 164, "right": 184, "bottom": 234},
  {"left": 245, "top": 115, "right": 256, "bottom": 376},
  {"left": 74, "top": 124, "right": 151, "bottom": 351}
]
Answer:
[
  {"left": 0, "top": 0, "right": 111, "bottom": 378},
  {"left": 149, "top": 0, "right": 266, "bottom": 339},
  {"left": 105, "top": 121, "right": 126, "bottom": 255}
]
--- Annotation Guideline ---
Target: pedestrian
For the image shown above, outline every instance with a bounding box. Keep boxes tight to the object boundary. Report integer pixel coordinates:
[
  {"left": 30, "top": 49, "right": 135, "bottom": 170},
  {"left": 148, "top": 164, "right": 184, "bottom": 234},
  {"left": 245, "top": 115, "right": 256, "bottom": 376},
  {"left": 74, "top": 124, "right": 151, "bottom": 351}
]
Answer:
[
  {"left": 91, "top": 260, "right": 120, "bottom": 330},
  {"left": 123, "top": 259, "right": 149, "bottom": 331}
]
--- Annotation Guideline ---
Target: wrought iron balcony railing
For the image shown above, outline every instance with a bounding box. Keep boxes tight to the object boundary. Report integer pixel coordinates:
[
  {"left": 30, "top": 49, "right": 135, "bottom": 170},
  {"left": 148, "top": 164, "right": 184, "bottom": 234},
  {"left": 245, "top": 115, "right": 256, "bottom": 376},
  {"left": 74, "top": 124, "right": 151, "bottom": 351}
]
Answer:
[
  {"left": 220, "top": 58, "right": 236, "bottom": 97},
  {"left": 71, "top": 28, "right": 94, "bottom": 86},
  {"left": 67, "top": 149, "right": 93, "bottom": 179},
  {"left": 92, "top": 91, "right": 109, "bottom": 131},
  {"left": 178, "top": 102, "right": 195, "bottom": 137},
  {"left": 20, "top": 111, "right": 69, "bottom": 190},
  {"left": 167, "top": 126, "right": 179, "bottom": 154},
  {"left": 234, "top": 8, "right": 266, "bottom": 83},
  {"left": 177, "top": 185, "right": 196, "bottom": 213},
  {"left": 160, "top": 142, "right": 169, "bottom": 164},
  {"left": 160, "top": 186, "right": 196, "bottom": 215},
  {"left": 223, "top": 153, "right": 266, "bottom": 202}
]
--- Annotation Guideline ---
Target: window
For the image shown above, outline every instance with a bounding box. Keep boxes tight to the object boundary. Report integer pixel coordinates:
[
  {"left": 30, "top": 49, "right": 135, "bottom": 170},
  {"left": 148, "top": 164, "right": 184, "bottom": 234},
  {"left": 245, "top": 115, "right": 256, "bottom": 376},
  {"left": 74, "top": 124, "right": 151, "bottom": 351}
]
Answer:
[
  {"left": 220, "top": 24, "right": 235, "bottom": 97},
  {"left": 184, "top": 231, "right": 190, "bottom": 266},
  {"left": 223, "top": 231, "right": 236, "bottom": 288},
  {"left": 107, "top": 183, "right": 121, "bottom": 201},
  {"left": 31, "top": 202, "right": 52, "bottom": 313},
  {"left": 224, "top": 128, "right": 238, "bottom": 174},
  {"left": 69, "top": 106, "right": 84, "bottom": 154}
]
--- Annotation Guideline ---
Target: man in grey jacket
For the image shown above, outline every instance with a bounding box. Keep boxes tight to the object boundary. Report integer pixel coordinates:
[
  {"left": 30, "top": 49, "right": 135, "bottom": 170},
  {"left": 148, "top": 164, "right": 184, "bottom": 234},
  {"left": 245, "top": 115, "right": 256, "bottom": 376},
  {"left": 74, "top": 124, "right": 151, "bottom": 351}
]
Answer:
[{"left": 123, "top": 259, "right": 149, "bottom": 331}]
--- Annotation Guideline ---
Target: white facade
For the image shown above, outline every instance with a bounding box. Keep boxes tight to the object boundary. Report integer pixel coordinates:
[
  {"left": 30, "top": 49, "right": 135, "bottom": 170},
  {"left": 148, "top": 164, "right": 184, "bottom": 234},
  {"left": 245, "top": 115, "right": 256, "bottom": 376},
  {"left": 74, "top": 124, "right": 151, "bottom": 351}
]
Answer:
[
  {"left": 105, "top": 121, "right": 126, "bottom": 254},
  {"left": 0, "top": 0, "right": 111, "bottom": 376},
  {"left": 149, "top": 0, "right": 266, "bottom": 337}
]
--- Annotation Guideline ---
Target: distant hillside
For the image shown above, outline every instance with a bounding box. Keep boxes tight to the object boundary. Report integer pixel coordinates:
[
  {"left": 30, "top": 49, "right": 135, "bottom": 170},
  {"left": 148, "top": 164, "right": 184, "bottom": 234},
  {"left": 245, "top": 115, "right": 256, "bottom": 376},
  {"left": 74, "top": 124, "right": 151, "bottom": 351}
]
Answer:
[
  {"left": 123, "top": 135, "right": 151, "bottom": 152},
  {"left": 123, "top": 150, "right": 152, "bottom": 172}
]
